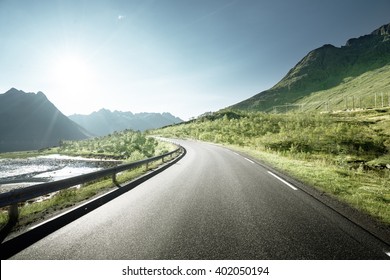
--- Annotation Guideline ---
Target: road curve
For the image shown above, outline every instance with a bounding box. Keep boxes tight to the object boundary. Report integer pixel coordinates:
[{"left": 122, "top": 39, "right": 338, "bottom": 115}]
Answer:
[{"left": 9, "top": 140, "right": 390, "bottom": 259}]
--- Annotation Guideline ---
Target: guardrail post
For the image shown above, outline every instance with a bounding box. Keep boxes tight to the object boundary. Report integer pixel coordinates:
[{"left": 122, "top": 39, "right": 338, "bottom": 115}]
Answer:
[
  {"left": 8, "top": 204, "right": 19, "bottom": 224},
  {"left": 112, "top": 173, "right": 119, "bottom": 186}
]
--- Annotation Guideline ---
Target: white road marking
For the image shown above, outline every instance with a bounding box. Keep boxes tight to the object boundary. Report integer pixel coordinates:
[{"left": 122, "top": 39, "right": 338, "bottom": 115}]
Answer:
[
  {"left": 232, "top": 152, "right": 240, "bottom": 156},
  {"left": 386, "top": 251, "right": 390, "bottom": 257},
  {"left": 267, "top": 171, "right": 298, "bottom": 191},
  {"left": 244, "top": 157, "right": 255, "bottom": 164}
]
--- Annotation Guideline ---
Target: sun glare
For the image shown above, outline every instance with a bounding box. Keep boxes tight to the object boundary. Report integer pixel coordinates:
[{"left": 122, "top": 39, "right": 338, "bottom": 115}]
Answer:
[
  {"left": 47, "top": 51, "right": 99, "bottom": 113},
  {"left": 54, "top": 54, "right": 90, "bottom": 86}
]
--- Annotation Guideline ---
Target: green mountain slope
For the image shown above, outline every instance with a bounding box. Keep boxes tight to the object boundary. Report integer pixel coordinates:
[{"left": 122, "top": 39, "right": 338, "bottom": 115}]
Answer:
[
  {"left": 231, "top": 23, "right": 390, "bottom": 112},
  {"left": 294, "top": 64, "right": 390, "bottom": 112}
]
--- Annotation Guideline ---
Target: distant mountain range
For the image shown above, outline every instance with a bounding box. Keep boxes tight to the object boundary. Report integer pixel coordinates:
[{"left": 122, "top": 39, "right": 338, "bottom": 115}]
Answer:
[
  {"left": 69, "top": 109, "right": 183, "bottom": 136},
  {"left": 231, "top": 23, "right": 390, "bottom": 112},
  {"left": 0, "top": 88, "right": 183, "bottom": 152},
  {"left": 0, "top": 88, "right": 91, "bottom": 152}
]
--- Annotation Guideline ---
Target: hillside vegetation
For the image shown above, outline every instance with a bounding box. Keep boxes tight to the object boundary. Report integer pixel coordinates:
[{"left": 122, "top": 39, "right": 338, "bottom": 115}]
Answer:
[
  {"left": 231, "top": 23, "right": 390, "bottom": 112},
  {"left": 58, "top": 129, "right": 165, "bottom": 161},
  {"left": 154, "top": 109, "right": 390, "bottom": 225},
  {"left": 292, "top": 64, "right": 390, "bottom": 112}
]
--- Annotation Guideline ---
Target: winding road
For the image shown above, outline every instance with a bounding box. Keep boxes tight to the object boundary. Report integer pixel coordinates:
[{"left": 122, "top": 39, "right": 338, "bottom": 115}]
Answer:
[{"left": 7, "top": 140, "right": 390, "bottom": 259}]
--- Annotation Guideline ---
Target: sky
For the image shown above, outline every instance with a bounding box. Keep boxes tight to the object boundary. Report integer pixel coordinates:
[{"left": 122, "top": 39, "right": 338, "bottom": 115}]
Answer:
[{"left": 1, "top": 0, "right": 389, "bottom": 120}]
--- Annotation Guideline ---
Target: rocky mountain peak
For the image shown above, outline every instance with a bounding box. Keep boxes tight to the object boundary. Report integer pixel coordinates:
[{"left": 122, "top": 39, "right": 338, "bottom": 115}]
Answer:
[
  {"left": 4, "top": 88, "right": 48, "bottom": 99},
  {"left": 0, "top": 88, "right": 90, "bottom": 152},
  {"left": 371, "top": 23, "right": 390, "bottom": 36},
  {"left": 5, "top": 87, "right": 24, "bottom": 95}
]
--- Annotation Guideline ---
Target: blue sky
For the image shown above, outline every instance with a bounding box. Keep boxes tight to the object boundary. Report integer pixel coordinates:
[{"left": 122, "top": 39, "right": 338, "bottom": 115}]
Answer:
[{"left": 1, "top": 0, "right": 389, "bottom": 120}]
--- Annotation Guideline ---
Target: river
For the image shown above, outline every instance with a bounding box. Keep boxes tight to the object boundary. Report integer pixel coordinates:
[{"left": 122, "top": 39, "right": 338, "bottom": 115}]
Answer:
[{"left": 0, "top": 154, "right": 121, "bottom": 193}]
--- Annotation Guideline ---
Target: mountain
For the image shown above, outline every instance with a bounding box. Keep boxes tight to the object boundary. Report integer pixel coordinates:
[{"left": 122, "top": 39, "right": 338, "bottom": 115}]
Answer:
[
  {"left": 231, "top": 23, "right": 390, "bottom": 112},
  {"left": 0, "top": 88, "right": 91, "bottom": 152},
  {"left": 69, "top": 109, "right": 183, "bottom": 136}
]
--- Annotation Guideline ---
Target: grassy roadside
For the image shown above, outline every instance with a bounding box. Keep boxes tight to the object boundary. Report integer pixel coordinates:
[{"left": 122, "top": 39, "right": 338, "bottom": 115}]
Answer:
[
  {"left": 0, "top": 138, "right": 178, "bottom": 233},
  {"left": 153, "top": 109, "right": 390, "bottom": 226},
  {"left": 0, "top": 148, "right": 59, "bottom": 159},
  {"left": 228, "top": 145, "right": 390, "bottom": 226}
]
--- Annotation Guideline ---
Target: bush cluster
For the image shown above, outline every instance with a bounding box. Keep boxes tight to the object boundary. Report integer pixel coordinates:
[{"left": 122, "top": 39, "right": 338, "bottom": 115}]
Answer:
[{"left": 59, "top": 129, "right": 157, "bottom": 161}]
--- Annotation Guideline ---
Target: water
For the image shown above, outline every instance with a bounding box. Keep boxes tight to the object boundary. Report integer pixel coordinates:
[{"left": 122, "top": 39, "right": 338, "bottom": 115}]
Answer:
[{"left": 0, "top": 154, "right": 121, "bottom": 193}]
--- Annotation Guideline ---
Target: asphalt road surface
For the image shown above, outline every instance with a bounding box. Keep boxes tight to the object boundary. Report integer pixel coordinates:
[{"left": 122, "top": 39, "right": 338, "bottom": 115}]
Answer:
[{"left": 8, "top": 140, "right": 390, "bottom": 259}]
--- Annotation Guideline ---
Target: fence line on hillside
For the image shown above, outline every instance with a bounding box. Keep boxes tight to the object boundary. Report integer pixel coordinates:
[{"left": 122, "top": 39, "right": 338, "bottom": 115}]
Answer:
[{"left": 272, "top": 92, "right": 390, "bottom": 113}]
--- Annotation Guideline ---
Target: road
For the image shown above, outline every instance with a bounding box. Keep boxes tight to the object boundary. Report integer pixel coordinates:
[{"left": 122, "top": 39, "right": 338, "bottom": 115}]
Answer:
[{"left": 8, "top": 140, "right": 390, "bottom": 259}]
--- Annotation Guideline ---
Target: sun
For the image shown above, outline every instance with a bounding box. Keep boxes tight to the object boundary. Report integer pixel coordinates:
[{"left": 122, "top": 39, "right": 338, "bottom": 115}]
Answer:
[
  {"left": 47, "top": 51, "right": 98, "bottom": 112},
  {"left": 53, "top": 54, "right": 90, "bottom": 87},
  {"left": 49, "top": 49, "right": 97, "bottom": 92}
]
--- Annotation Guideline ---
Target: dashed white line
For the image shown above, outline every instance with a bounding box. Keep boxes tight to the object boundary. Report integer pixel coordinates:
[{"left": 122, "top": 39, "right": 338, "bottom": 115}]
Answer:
[
  {"left": 244, "top": 157, "right": 255, "bottom": 164},
  {"left": 232, "top": 151, "right": 297, "bottom": 190},
  {"left": 267, "top": 171, "right": 298, "bottom": 191}
]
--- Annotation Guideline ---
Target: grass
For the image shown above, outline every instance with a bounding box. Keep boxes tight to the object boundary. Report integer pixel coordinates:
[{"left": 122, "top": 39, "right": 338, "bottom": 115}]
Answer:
[{"left": 0, "top": 148, "right": 60, "bottom": 159}]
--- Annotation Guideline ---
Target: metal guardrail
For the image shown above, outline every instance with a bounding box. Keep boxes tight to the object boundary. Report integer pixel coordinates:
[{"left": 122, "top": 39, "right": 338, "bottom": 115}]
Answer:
[{"left": 0, "top": 146, "right": 183, "bottom": 223}]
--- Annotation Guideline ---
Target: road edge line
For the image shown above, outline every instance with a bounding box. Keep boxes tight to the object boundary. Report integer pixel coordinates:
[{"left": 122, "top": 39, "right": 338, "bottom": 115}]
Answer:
[{"left": 267, "top": 171, "right": 298, "bottom": 190}]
